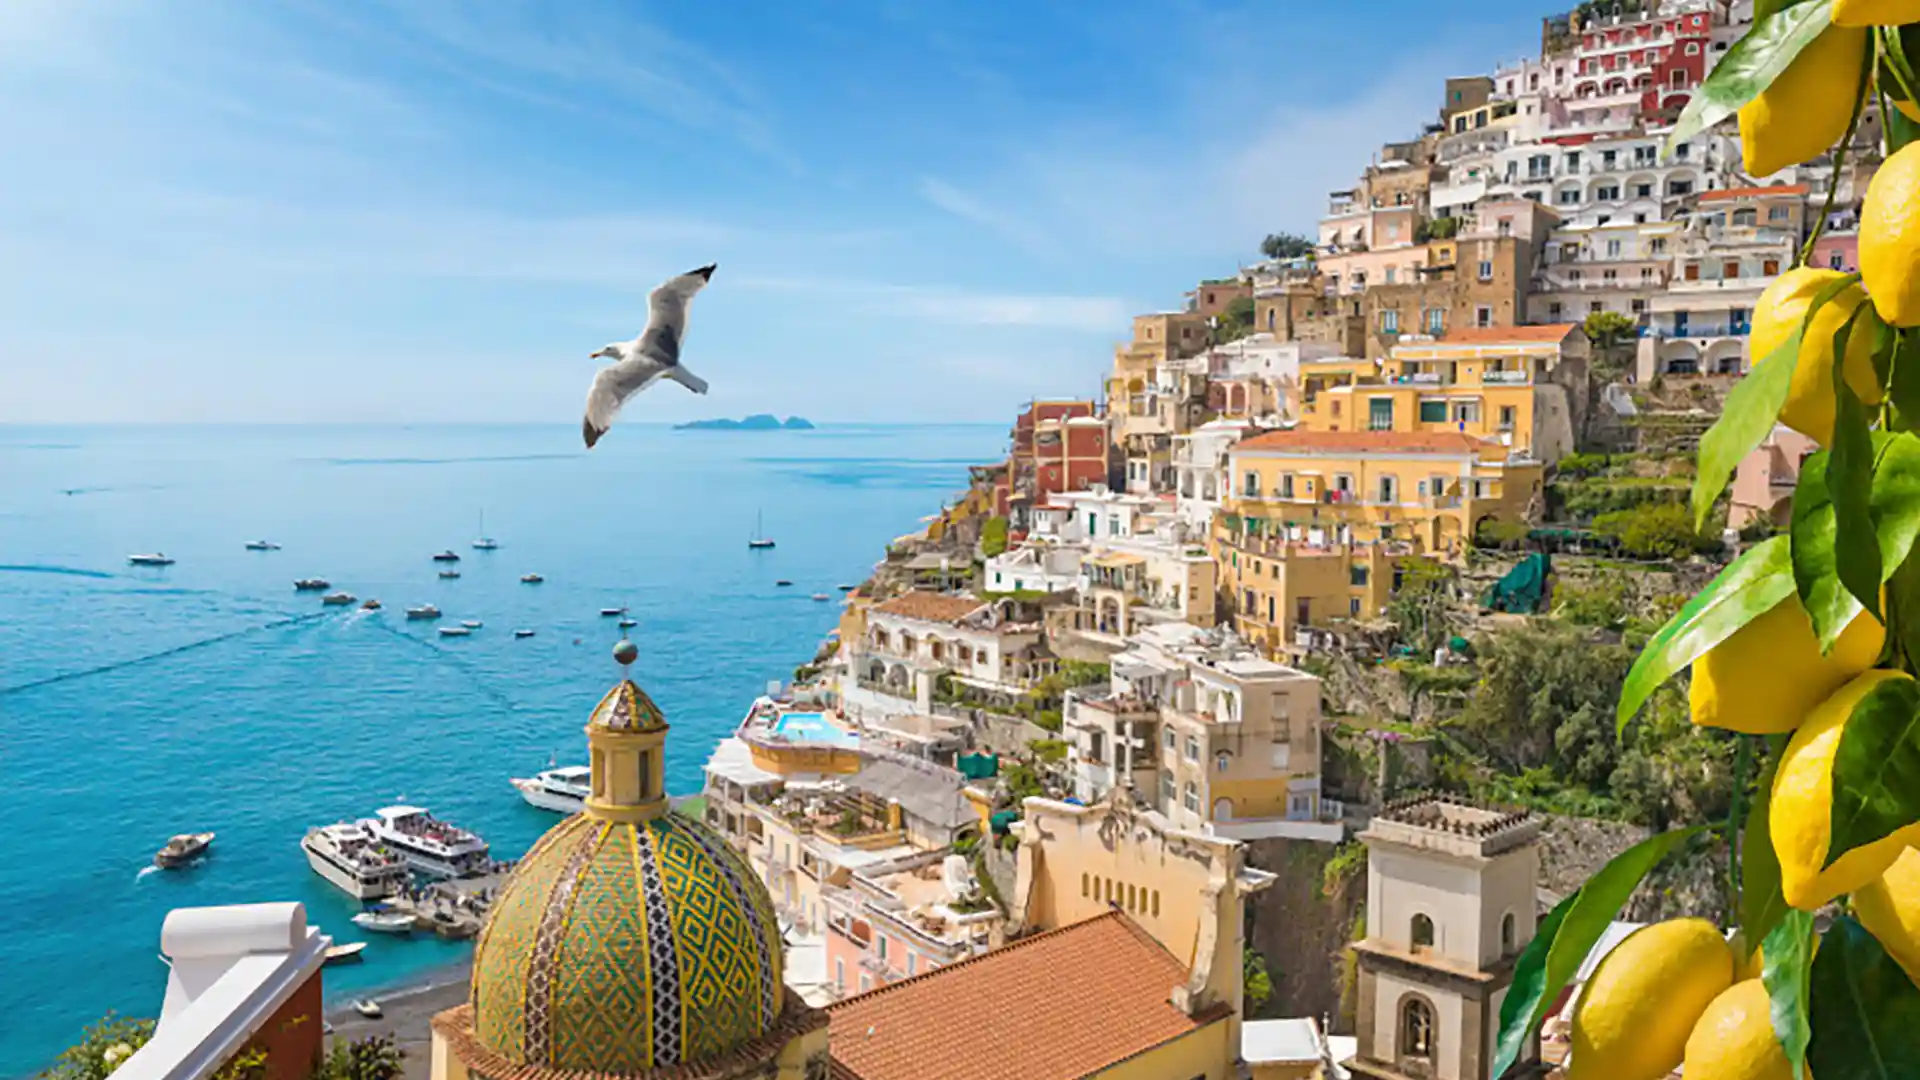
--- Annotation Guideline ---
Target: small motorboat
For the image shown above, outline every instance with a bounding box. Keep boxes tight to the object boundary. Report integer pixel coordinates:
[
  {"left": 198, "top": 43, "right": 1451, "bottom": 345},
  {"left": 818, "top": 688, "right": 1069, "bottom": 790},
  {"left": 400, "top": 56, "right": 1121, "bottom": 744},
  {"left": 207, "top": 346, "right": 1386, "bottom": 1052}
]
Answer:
[
  {"left": 432, "top": 550, "right": 461, "bottom": 563},
  {"left": 324, "top": 941, "right": 368, "bottom": 965},
  {"left": 600, "top": 607, "right": 627, "bottom": 617},
  {"left": 128, "top": 553, "right": 175, "bottom": 566},
  {"left": 618, "top": 617, "right": 637, "bottom": 629},
  {"left": 352, "top": 999, "right": 383, "bottom": 1019},
  {"left": 837, "top": 584, "right": 857, "bottom": 592},
  {"left": 521, "top": 573, "right": 544, "bottom": 584},
  {"left": 361, "top": 599, "right": 382, "bottom": 611},
  {"left": 775, "top": 580, "right": 793, "bottom": 588},
  {"left": 321, "top": 592, "right": 356, "bottom": 606},
  {"left": 154, "top": 832, "right": 215, "bottom": 869},
  {"left": 406, "top": 604, "right": 441, "bottom": 620},
  {"left": 438, "top": 570, "right": 461, "bottom": 579},
  {"left": 352, "top": 910, "right": 415, "bottom": 934},
  {"left": 294, "top": 579, "right": 330, "bottom": 592},
  {"left": 748, "top": 538, "right": 776, "bottom": 550},
  {"left": 244, "top": 540, "right": 281, "bottom": 551},
  {"left": 514, "top": 629, "right": 536, "bottom": 639},
  {"left": 812, "top": 593, "right": 830, "bottom": 602},
  {"left": 438, "top": 626, "right": 471, "bottom": 638},
  {"left": 460, "top": 619, "right": 482, "bottom": 629}
]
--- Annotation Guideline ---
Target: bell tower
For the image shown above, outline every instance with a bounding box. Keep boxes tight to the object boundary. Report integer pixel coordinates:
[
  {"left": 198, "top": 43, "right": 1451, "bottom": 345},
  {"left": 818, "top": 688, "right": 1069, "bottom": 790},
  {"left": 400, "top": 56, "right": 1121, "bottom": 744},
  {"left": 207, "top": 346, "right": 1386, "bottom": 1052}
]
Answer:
[{"left": 1345, "top": 796, "right": 1545, "bottom": 1080}]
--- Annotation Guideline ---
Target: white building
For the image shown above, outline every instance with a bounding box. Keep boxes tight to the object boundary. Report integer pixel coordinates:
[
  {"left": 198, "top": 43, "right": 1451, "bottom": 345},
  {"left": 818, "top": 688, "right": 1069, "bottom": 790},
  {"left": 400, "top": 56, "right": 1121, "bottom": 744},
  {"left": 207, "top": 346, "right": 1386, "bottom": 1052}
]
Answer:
[
  {"left": 847, "top": 593, "right": 1051, "bottom": 718},
  {"left": 983, "top": 543, "right": 1085, "bottom": 596},
  {"left": 1528, "top": 218, "right": 1679, "bottom": 324},
  {"left": 1172, "top": 418, "right": 1259, "bottom": 533}
]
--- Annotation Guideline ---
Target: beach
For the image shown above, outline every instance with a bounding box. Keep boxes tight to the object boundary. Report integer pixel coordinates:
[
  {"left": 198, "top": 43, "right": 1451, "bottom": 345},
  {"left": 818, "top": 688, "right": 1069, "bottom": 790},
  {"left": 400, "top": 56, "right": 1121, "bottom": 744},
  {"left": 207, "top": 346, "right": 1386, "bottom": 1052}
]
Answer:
[{"left": 323, "top": 962, "right": 470, "bottom": 1080}]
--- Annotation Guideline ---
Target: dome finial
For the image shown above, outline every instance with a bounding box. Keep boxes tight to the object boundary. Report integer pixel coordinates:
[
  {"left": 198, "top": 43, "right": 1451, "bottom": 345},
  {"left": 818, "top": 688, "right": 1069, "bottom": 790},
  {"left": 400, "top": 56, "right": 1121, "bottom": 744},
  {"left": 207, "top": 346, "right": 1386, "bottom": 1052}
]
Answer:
[{"left": 613, "top": 634, "right": 639, "bottom": 669}]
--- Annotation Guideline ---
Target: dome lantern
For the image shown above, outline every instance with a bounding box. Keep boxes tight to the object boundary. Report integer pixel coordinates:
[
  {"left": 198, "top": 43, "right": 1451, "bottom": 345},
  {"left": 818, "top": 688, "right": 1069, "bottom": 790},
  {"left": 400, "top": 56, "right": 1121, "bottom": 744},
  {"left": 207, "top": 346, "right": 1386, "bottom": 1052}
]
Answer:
[{"left": 584, "top": 636, "right": 669, "bottom": 824}]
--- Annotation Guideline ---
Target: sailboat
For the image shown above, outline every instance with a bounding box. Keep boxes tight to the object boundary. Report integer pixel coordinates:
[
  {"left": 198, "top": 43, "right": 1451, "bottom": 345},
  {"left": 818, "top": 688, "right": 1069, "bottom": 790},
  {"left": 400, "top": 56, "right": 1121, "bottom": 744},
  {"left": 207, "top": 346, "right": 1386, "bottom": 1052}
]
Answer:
[
  {"left": 748, "top": 511, "right": 776, "bottom": 550},
  {"left": 472, "top": 510, "right": 498, "bottom": 551}
]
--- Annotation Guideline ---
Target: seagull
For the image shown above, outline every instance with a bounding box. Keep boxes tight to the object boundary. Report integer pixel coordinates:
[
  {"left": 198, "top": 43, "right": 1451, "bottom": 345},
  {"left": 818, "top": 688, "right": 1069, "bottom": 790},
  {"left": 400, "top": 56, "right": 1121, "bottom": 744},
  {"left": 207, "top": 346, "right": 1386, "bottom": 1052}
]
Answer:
[{"left": 581, "top": 263, "right": 716, "bottom": 449}]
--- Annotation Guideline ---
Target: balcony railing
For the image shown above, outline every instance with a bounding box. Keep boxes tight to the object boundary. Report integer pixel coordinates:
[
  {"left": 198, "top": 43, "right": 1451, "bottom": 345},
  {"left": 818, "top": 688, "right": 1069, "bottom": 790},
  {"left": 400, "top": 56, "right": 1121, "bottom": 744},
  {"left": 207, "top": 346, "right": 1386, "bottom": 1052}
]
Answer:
[{"left": 1650, "top": 326, "right": 1750, "bottom": 339}]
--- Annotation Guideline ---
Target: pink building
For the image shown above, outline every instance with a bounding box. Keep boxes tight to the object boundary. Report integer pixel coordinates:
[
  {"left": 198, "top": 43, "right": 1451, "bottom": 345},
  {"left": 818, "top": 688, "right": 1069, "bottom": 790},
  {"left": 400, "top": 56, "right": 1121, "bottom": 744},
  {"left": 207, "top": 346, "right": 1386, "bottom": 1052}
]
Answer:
[
  {"left": 1729, "top": 424, "right": 1817, "bottom": 532},
  {"left": 823, "top": 857, "right": 1001, "bottom": 997},
  {"left": 1811, "top": 231, "right": 1860, "bottom": 274}
]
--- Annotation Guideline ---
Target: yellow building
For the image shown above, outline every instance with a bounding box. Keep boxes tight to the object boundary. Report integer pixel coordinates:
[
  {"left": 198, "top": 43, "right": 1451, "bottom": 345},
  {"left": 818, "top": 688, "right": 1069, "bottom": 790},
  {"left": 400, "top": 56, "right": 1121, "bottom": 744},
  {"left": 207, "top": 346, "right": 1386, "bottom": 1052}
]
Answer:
[
  {"left": 1296, "top": 324, "right": 1590, "bottom": 465},
  {"left": 1108, "top": 311, "right": 1212, "bottom": 440},
  {"left": 1223, "top": 429, "right": 1543, "bottom": 556},
  {"left": 1215, "top": 534, "right": 1407, "bottom": 661}
]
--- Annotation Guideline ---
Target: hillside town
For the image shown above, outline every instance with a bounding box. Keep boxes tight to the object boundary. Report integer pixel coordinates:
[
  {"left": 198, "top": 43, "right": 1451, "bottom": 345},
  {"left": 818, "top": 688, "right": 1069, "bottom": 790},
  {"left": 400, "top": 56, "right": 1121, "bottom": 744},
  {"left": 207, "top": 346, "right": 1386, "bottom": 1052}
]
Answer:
[{"left": 70, "top": 2, "right": 1883, "bottom": 1080}]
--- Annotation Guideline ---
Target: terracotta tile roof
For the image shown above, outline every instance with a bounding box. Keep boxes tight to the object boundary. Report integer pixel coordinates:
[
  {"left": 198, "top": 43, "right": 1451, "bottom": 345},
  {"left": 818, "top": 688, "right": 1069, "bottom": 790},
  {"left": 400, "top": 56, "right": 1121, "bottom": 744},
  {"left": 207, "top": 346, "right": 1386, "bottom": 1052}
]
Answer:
[
  {"left": 1699, "top": 183, "right": 1811, "bottom": 201},
  {"left": 827, "top": 911, "right": 1228, "bottom": 1080},
  {"left": 1234, "top": 430, "right": 1500, "bottom": 456},
  {"left": 1432, "top": 323, "right": 1580, "bottom": 344},
  {"left": 871, "top": 591, "right": 988, "bottom": 624}
]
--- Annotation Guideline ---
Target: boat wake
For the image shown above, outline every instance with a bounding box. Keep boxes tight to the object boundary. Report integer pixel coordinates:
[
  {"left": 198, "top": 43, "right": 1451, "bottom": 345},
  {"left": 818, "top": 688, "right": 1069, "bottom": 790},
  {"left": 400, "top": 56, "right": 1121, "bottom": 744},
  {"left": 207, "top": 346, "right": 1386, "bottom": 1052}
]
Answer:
[
  {"left": 135, "top": 866, "right": 159, "bottom": 882},
  {"left": 0, "top": 610, "right": 332, "bottom": 696},
  {"left": 0, "top": 563, "right": 115, "bottom": 579}
]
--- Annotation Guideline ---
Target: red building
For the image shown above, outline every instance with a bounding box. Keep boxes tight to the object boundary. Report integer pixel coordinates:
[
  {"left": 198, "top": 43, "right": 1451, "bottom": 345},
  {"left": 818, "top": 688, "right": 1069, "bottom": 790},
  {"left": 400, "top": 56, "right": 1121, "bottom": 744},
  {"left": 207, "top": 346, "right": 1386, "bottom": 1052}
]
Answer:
[
  {"left": 1008, "top": 400, "right": 1107, "bottom": 508},
  {"left": 1567, "top": 5, "right": 1713, "bottom": 118}
]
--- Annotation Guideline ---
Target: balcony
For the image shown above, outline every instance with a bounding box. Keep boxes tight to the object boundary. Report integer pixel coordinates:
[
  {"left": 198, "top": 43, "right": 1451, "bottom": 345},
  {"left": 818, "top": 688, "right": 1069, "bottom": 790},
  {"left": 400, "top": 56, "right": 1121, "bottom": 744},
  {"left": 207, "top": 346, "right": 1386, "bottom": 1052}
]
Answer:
[{"left": 1651, "top": 325, "right": 1750, "bottom": 339}]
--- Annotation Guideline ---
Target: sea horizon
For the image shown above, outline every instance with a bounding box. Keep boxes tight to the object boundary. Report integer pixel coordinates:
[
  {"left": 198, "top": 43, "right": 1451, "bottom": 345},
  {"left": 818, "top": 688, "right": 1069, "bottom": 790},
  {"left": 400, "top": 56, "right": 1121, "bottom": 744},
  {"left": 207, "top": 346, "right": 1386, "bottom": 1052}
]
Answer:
[{"left": 0, "top": 421, "right": 1003, "bottom": 1074}]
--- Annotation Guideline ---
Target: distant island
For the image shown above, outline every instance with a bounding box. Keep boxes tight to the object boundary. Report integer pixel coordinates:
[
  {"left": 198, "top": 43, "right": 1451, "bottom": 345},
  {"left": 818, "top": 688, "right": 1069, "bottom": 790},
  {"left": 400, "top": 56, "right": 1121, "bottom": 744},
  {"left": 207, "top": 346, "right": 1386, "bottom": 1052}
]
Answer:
[{"left": 673, "top": 414, "right": 815, "bottom": 431}]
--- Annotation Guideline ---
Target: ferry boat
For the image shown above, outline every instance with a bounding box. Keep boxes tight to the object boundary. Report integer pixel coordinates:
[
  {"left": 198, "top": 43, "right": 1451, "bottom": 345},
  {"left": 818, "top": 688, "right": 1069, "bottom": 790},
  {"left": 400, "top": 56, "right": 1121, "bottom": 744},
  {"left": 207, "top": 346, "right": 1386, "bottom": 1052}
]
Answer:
[
  {"left": 360, "top": 806, "right": 490, "bottom": 879},
  {"left": 511, "top": 766, "right": 590, "bottom": 814},
  {"left": 294, "top": 579, "right": 330, "bottom": 592},
  {"left": 406, "top": 604, "right": 441, "bottom": 620},
  {"left": 128, "top": 553, "right": 175, "bottom": 567},
  {"left": 301, "top": 823, "right": 409, "bottom": 901},
  {"left": 432, "top": 550, "right": 461, "bottom": 563},
  {"left": 321, "top": 592, "right": 356, "bottom": 606},
  {"left": 154, "top": 832, "right": 214, "bottom": 869},
  {"left": 521, "top": 573, "right": 544, "bottom": 584},
  {"left": 438, "top": 626, "right": 470, "bottom": 638},
  {"left": 245, "top": 540, "right": 281, "bottom": 551}
]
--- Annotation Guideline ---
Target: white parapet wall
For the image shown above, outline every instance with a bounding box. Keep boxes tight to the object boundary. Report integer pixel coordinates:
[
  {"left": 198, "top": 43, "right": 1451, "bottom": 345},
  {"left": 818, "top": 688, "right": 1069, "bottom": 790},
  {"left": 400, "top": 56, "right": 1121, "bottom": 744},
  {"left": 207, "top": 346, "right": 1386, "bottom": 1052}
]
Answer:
[{"left": 117, "top": 902, "right": 330, "bottom": 1080}]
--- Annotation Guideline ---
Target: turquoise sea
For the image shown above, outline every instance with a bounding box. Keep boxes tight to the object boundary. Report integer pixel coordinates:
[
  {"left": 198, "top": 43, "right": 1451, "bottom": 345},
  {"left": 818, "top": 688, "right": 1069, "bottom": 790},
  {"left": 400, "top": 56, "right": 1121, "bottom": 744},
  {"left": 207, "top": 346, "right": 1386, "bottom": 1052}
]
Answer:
[{"left": 0, "top": 423, "right": 1000, "bottom": 1074}]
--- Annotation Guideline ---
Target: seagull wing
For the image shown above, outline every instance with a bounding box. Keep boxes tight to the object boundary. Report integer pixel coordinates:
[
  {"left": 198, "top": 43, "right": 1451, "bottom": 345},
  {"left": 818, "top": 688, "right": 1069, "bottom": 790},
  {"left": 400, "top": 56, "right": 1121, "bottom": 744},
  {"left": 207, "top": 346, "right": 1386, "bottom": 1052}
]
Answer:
[
  {"left": 582, "top": 353, "right": 669, "bottom": 449},
  {"left": 637, "top": 265, "right": 713, "bottom": 368}
]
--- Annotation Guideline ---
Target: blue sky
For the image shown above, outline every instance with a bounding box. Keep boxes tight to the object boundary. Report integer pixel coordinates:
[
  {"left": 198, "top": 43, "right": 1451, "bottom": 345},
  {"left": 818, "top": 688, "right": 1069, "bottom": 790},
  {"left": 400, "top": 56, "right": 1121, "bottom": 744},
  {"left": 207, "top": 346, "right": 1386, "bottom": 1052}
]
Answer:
[{"left": 0, "top": 1, "right": 1547, "bottom": 423}]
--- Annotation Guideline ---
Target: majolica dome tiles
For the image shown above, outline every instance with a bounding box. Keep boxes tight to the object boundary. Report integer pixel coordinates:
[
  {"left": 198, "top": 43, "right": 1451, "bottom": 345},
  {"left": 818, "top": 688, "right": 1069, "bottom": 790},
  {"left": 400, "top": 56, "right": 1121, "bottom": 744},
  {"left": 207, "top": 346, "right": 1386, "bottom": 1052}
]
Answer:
[
  {"left": 469, "top": 811, "right": 784, "bottom": 1071},
  {"left": 590, "top": 679, "right": 668, "bottom": 733}
]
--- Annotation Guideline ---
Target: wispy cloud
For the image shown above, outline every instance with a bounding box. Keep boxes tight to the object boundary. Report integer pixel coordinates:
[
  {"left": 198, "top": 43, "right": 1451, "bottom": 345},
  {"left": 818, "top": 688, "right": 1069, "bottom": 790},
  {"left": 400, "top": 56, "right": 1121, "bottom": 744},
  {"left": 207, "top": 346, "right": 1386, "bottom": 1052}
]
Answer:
[
  {"left": 732, "top": 275, "right": 1127, "bottom": 332},
  {"left": 916, "top": 176, "right": 1064, "bottom": 258}
]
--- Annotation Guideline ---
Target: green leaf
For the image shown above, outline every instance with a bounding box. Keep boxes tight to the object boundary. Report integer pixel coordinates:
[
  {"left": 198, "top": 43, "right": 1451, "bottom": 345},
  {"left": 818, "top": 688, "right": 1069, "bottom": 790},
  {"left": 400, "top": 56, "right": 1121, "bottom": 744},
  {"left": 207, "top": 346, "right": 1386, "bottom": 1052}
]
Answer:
[
  {"left": 1693, "top": 332, "right": 1800, "bottom": 531},
  {"left": 1823, "top": 674, "right": 1920, "bottom": 870},
  {"left": 1618, "top": 536, "right": 1795, "bottom": 731},
  {"left": 1765, "top": 909, "right": 1816, "bottom": 1080},
  {"left": 1830, "top": 308, "right": 1882, "bottom": 619},
  {"left": 1807, "top": 916, "right": 1920, "bottom": 1080},
  {"left": 1490, "top": 827, "right": 1706, "bottom": 1080},
  {"left": 1669, "top": 0, "right": 1836, "bottom": 148},
  {"left": 1892, "top": 331, "right": 1920, "bottom": 430},
  {"left": 1741, "top": 738, "right": 1791, "bottom": 964},
  {"left": 1869, "top": 434, "right": 1920, "bottom": 589},
  {"left": 1792, "top": 450, "right": 1865, "bottom": 649}
]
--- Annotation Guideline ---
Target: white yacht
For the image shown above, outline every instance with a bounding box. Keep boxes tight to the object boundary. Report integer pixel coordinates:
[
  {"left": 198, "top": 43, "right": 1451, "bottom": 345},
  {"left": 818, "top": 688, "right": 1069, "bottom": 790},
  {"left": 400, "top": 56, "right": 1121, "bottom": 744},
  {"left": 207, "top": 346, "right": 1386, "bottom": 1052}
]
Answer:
[
  {"left": 127, "top": 553, "right": 175, "bottom": 566},
  {"left": 510, "top": 766, "right": 590, "bottom": 814},
  {"left": 301, "top": 823, "right": 410, "bottom": 901},
  {"left": 361, "top": 805, "right": 490, "bottom": 879}
]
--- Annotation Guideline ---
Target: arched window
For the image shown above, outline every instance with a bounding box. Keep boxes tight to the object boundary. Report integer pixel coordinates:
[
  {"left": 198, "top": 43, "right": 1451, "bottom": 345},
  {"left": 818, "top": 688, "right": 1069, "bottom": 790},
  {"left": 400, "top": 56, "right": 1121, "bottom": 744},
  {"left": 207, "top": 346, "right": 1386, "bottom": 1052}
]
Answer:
[
  {"left": 1127, "top": 883, "right": 1138, "bottom": 911},
  {"left": 1400, "top": 998, "right": 1436, "bottom": 1061},
  {"left": 1411, "top": 913, "right": 1435, "bottom": 950},
  {"left": 1502, "top": 911, "right": 1517, "bottom": 954},
  {"left": 1215, "top": 750, "right": 1232, "bottom": 773},
  {"left": 1081, "top": 872, "right": 1089, "bottom": 898},
  {"left": 1152, "top": 890, "right": 1161, "bottom": 917}
]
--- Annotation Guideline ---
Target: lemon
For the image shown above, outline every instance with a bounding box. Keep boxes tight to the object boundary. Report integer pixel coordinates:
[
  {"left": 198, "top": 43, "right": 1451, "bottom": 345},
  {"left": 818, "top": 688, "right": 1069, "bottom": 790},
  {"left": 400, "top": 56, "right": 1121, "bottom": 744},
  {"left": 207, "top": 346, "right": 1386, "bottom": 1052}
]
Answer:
[
  {"left": 1691, "top": 593, "right": 1883, "bottom": 734},
  {"left": 1751, "top": 267, "right": 1881, "bottom": 445},
  {"left": 1681, "top": 979, "right": 1795, "bottom": 1080},
  {"left": 1739, "top": 25, "right": 1870, "bottom": 179},
  {"left": 1772, "top": 669, "right": 1920, "bottom": 910},
  {"left": 1861, "top": 142, "right": 1920, "bottom": 327},
  {"left": 1852, "top": 846, "right": 1920, "bottom": 982},
  {"left": 1835, "top": 0, "right": 1920, "bottom": 25},
  {"left": 1570, "top": 918, "right": 1735, "bottom": 1080}
]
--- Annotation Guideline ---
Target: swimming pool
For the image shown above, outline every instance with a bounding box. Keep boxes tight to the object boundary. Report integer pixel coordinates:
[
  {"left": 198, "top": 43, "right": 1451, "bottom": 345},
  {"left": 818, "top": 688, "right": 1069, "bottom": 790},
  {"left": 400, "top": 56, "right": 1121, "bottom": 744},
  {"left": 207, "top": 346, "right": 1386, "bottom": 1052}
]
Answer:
[{"left": 769, "top": 712, "right": 860, "bottom": 748}]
